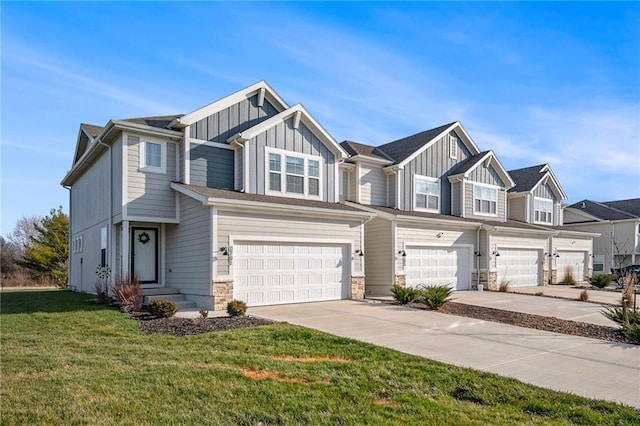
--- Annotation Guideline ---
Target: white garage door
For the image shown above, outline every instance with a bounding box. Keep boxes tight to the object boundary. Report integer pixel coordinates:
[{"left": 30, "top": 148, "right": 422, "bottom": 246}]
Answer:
[
  {"left": 233, "top": 242, "right": 349, "bottom": 306},
  {"left": 557, "top": 251, "right": 587, "bottom": 282},
  {"left": 497, "top": 249, "right": 541, "bottom": 287},
  {"left": 405, "top": 247, "right": 470, "bottom": 290}
]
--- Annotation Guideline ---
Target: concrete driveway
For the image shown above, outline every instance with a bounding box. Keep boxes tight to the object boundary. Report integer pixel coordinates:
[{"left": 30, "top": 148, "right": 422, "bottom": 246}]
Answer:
[{"left": 249, "top": 300, "right": 640, "bottom": 408}]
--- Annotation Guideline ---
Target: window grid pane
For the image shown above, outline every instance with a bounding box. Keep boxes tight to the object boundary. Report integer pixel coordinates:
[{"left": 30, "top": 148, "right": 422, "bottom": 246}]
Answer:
[
  {"left": 415, "top": 178, "right": 439, "bottom": 210},
  {"left": 269, "top": 173, "right": 281, "bottom": 191},
  {"left": 286, "top": 175, "right": 304, "bottom": 194},
  {"left": 286, "top": 156, "right": 304, "bottom": 175},
  {"left": 146, "top": 142, "right": 161, "bottom": 168},
  {"left": 474, "top": 186, "right": 497, "bottom": 214},
  {"left": 308, "top": 160, "right": 319, "bottom": 178},
  {"left": 269, "top": 153, "right": 281, "bottom": 172},
  {"left": 309, "top": 178, "right": 319, "bottom": 196}
]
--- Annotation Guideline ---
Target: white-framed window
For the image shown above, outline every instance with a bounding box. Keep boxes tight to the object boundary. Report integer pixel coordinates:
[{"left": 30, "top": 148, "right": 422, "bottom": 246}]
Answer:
[
  {"left": 534, "top": 197, "right": 553, "bottom": 224},
  {"left": 473, "top": 184, "right": 498, "bottom": 215},
  {"left": 339, "top": 170, "right": 349, "bottom": 202},
  {"left": 266, "top": 148, "right": 322, "bottom": 199},
  {"left": 593, "top": 254, "right": 605, "bottom": 272},
  {"left": 449, "top": 135, "right": 458, "bottom": 159},
  {"left": 72, "top": 235, "right": 83, "bottom": 254},
  {"left": 414, "top": 175, "right": 440, "bottom": 212},
  {"left": 139, "top": 139, "right": 167, "bottom": 174}
]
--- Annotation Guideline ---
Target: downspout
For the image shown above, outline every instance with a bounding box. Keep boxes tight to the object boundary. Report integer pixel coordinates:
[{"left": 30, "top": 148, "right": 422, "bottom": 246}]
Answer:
[
  {"left": 228, "top": 134, "right": 247, "bottom": 192},
  {"left": 476, "top": 225, "right": 481, "bottom": 290}
]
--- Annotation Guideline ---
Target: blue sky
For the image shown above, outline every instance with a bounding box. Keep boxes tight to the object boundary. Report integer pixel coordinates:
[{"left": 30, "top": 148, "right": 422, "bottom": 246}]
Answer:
[{"left": 1, "top": 2, "right": 639, "bottom": 235}]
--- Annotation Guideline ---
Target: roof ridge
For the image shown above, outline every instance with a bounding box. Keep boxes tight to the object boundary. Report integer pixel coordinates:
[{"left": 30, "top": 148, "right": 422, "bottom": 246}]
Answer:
[{"left": 573, "top": 199, "right": 637, "bottom": 220}]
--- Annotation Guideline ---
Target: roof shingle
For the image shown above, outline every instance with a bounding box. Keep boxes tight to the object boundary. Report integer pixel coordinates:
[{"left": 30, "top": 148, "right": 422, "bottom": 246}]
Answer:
[
  {"left": 120, "top": 115, "right": 184, "bottom": 129},
  {"left": 508, "top": 164, "right": 547, "bottom": 193},
  {"left": 376, "top": 122, "right": 456, "bottom": 163}
]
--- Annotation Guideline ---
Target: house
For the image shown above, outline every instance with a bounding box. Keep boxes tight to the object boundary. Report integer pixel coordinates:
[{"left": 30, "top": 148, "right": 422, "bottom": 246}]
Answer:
[
  {"left": 62, "top": 81, "right": 596, "bottom": 309},
  {"left": 563, "top": 198, "right": 640, "bottom": 273},
  {"left": 340, "top": 126, "right": 596, "bottom": 295},
  {"left": 62, "top": 81, "right": 374, "bottom": 310}
]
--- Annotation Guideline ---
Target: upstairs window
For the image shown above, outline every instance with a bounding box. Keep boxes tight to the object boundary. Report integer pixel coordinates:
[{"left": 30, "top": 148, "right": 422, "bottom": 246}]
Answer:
[
  {"left": 473, "top": 184, "right": 497, "bottom": 215},
  {"left": 449, "top": 135, "right": 458, "bottom": 159},
  {"left": 534, "top": 198, "right": 553, "bottom": 224},
  {"left": 139, "top": 140, "right": 166, "bottom": 174},
  {"left": 415, "top": 175, "right": 439, "bottom": 212},
  {"left": 266, "top": 148, "right": 322, "bottom": 199}
]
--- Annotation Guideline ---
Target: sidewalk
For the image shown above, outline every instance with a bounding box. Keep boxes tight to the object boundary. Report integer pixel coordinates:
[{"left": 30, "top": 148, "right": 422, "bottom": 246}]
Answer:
[{"left": 508, "top": 285, "right": 624, "bottom": 306}]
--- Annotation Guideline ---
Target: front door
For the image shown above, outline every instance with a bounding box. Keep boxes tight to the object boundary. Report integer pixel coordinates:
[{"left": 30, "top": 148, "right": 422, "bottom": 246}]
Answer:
[{"left": 131, "top": 228, "right": 158, "bottom": 283}]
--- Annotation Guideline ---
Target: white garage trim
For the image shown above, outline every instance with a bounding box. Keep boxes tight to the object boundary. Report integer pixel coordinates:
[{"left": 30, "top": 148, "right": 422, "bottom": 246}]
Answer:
[
  {"left": 496, "top": 248, "right": 543, "bottom": 287},
  {"left": 404, "top": 244, "right": 473, "bottom": 290}
]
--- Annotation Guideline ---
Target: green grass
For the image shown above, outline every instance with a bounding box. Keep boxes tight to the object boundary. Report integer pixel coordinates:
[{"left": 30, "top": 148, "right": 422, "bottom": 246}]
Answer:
[{"left": 2, "top": 290, "right": 638, "bottom": 425}]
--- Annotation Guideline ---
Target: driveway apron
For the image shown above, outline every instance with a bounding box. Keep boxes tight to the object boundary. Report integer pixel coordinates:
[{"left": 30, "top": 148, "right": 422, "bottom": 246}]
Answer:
[{"left": 249, "top": 300, "right": 640, "bottom": 408}]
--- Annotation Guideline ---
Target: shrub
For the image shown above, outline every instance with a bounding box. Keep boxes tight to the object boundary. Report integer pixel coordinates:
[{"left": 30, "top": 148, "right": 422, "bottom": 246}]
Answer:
[
  {"left": 390, "top": 285, "right": 421, "bottom": 305},
  {"left": 624, "top": 324, "right": 640, "bottom": 344},
  {"left": 227, "top": 299, "right": 248, "bottom": 317},
  {"left": 579, "top": 290, "right": 589, "bottom": 302},
  {"left": 199, "top": 307, "right": 209, "bottom": 318},
  {"left": 94, "top": 281, "right": 109, "bottom": 305},
  {"left": 498, "top": 279, "right": 510, "bottom": 293},
  {"left": 420, "top": 285, "right": 453, "bottom": 309},
  {"left": 111, "top": 274, "right": 142, "bottom": 313},
  {"left": 559, "top": 265, "right": 576, "bottom": 285},
  {"left": 588, "top": 274, "right": 612, "bottom": 289},
  {"left": 601, "top": 307, "right": 640, "bottom": 326},
  {"left": 148, "top": 299, "right": 177, "bottom": 318}
]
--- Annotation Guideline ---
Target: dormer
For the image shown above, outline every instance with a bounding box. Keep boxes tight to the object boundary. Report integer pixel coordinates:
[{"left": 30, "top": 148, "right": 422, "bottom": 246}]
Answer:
[
  {"left": 339, "top": 141, "right": 393, "bottom": 205},
  {"left": 508, "top": 164, "right": 567, "bottom": 226}
]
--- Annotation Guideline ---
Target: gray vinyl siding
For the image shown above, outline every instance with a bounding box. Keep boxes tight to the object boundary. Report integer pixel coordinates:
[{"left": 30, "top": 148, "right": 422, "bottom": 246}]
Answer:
[
  {"left": 451, "top": 181, "right": 462, "bottom": 216},
  {"left": 388, "top": 174, "right": 396, "bottom": 207},
  {"left": 70, "top": 151, "right": 111, "bottom": 233},
  {"left": 400, "top": 131, "right": 472, "bottom": 213},
  {"left": 189, "top": 144, "right": 234, "bottom": 189},
  {"left": 469, "top": 163, "right": 505, "bottom": 186},
  {"left": 533, "top": 182, "right": 556, "bottom": 199},
  {"left": 216, "top": 210, "right": 363, "bottom": 277},
  {"left": 165, "top": 195, "right": 211, "bottom": 294},
  {"left": 245, "top": 118, "right": 338, "bottom": 202},
  {"left": 126, "top": 134, "right": 178, "bottom": 219},
  {"left": 190, "top": 97, "right": 279, "bottom": 143},
  {"left": 111, "top": 137, "right": 123, "bottom": 220},
  {"left": 364, "top": 218, "right": 393, "bottom": 296},
  {"left": 508, "top": 196, "right": 527, "bottom": 222},
  {"left": 463, "top": 182, "right": 507, "bottom": 222},
  {"left": 359, "top": 164, "right": 386, "bottom": 206}
]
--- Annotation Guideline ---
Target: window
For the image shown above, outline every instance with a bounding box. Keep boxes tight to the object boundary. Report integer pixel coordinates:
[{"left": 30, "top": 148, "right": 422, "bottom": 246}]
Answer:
[
  {"left": 266, "top": 148, "right": 322, "bottom": 198},
  {"left": 593, "top": 254, "right": 605, "bottom": 273},
  {"left": 473, "top": 184, "right": 497, "bottom": 215},
  {"left": 339, "top": 170, "right": 349, "bottom": 201},
  {"left": 449, "top": 135, "right": 458, "bottom": 159},
  {"left": 415, "top": 176, "right": 439, "bottom": 212},
  {"left": 139, "top": 140, "right": 166, "bottom": 173},
  {"left": 534, "top": 198, "right": 553, "bottom": 224}
]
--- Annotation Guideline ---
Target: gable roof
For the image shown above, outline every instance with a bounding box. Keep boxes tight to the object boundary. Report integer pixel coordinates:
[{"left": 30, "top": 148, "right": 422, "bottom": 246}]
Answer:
[
  {"left": 227, "top": 104, "right": 348, "bottom": 159},
  {"left": 81, "top": 123, "right": 103, "bottom": 138},
  {"left": 376, "top": 122, "right": 457, "bottom": 163},
  {"left": 169, "top": 81, "right": 289, "bottom": 128},
  {"left": 340, "top": 141, "right": 390, "bottom": 160},
  {"left": 448, "top": 150, "right": 515, "bottom": 188},
  {"left": 508, "top": 164, "right": 567, "bottom": 200},
  {"left": 121, "top": 115, "right": 184, "bottom": 130},
  {"left": 567, "top": 199, "right": 640, "bottom": 221}
]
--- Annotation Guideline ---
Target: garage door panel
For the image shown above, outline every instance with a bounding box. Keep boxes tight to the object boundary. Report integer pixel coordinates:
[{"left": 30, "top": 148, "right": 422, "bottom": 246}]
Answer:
[
  {"left": 234, "top": 242, "right": 349, "bottom": 306},
  {"left": 497, "top": 249, "right": 541, "bottom": 287},
  {"left": 406, "top": 246, "right": 470, "bottom": 290},
  {"left": 556, "top": 251, "right": 586, "bottom": 282}
]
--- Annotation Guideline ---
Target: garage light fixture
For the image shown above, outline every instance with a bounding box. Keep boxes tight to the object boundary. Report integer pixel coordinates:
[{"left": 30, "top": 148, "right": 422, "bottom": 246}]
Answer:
[
  {"left": 219, "top": 247, "right": 229, "bottom": 256},
  {"left": 398, "top": 250, "right": 407, "bottom": 257},
  {"left": 492, "top": 251, "right": 500, "bottom": 257},
  {"left": 436, "top": 232, "right": 444, "bottom": 238},
  {"left": 474, "top": 251, "right": 482, "bottom": 257},
  {"left": 355, "top": 249, "right": 364, "bottom": 257}
]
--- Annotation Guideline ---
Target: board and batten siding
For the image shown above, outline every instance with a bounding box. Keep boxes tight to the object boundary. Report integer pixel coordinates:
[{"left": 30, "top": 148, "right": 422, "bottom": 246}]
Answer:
[
  {"left": 508, "top": 196, "right": 527, "bottom": 222},
  {"left": 164, "top": 195, "right": 211, "bottom": 294},
  {"left": 190, "top": 96, "right": 280, "bottom": 143},
  {"left": 216, "top": 210, "right": 363, "bottom": 277},
  {"left": 359, "top": 164, "right": 387, "bottom": 206},
  {"left": 469, "top": 162, "right": 504, "bottom": 186},
  {"left": 126, "top": 134, "right": 177, "bottom": 220},
  {"left": 189, "top": 144, "right": 234, "bottom": 189},
  {"left": 364, "top": 218, "right": 393, "bottom": 296},
  {"left": 400, "top": 131, "right": 473, "bottom": 213},
  {"left": 533, "top": 183, "right": 561, "bottom": 226},
  {"left": 533, "top": 182, "right": 557, "bottom": 200},
  {"left": 245, "top": 118, "right": 337, "bottom": 202}
]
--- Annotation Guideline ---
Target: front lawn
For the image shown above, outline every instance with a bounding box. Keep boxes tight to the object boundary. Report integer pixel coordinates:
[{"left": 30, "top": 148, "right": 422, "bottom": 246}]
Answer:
[{"left": 1, "top": 290, "right": 638, "bottom": 425}]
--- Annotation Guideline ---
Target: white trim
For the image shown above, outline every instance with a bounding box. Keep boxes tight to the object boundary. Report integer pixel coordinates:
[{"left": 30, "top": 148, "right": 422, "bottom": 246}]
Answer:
[
  {"left": 257, "top": 87, "right": 266, "bottom": 107},
  {"left": 449, "top": 151, "right": 515, "bottom": 189},
  {"left": 396, "top": 169, "right": 401, "bottom": 209},
  {"left": 160, "top": 223, "right": 166, "bottom": 286},
  {"left": 472, "top": 182, "right": 499, "bottom": 217},
  {"left": 392, "top": 221, "right": 398, "bottom": 275},
  {"left": 138, "top": 139, "right": 167, "bottom": 174},
  {"left": 183, "top": 127, "right": 190, "bottom": 184},
  {"left": 449, "top": 135, "right": 458, "bottom": 159},
  {"left": 349, "top": 155, "right": 393, "bottom": 166},
  {"left": 413, "top": 174, "right": 440, "bottom": 213},
  {"left": 533, "top": 196, "right": 553, "bottom": 225},
  {"left": 122, "top": 134, "right": 129, "bottom": 218},
  {"left": 189, "top": 138, "right": 235, "bottom": 150},
  {"left": 229, "top": 235, "right": 354, "bottom": 246},
  {"left": 173, "top": 81, "right": 288, "bottom": 127},
  {"left": 335, "top": 163, "right": 341, "bottom": 203},
  {"left": 125, "top": 216, "right": 180, "bottom": 224},
  {"left": 210, "top": 207, "right": 217, "bottom": 290},
  {"left": 264, "top": 147, "right": 323, "bottom": 200},
  {"left": 355, "top": 163, "right": 361, "bottom": 203}
]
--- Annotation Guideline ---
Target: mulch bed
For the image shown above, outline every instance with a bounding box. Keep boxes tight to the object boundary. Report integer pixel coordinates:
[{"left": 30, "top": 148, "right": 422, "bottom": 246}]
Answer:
[
  {"left": 405, "top": 301, "right": 628, "bottom": 344},
  {"left": 131, "top": 311, "right": 275, "bottom": 337}
]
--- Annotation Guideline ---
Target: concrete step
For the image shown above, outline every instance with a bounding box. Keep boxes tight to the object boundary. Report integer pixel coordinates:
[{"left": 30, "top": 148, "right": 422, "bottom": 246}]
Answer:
[
  {"left": 144, "top": 292, "right": 197, "bottom": 311},
  {"left": 142, "top": 287, "right": 181, "bottom": 296}
]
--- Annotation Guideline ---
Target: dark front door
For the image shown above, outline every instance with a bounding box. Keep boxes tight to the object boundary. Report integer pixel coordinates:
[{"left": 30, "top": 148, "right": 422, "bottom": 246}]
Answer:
[{"left": 131, "top": 228, "right": 158, "bottom": 283}]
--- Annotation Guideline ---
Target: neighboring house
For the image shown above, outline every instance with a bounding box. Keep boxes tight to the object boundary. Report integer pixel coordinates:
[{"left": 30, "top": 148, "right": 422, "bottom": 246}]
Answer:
[
  {"left": 341, "top": 126, "right": 595, "bottom": 295},
  {"left": 63, "top": 81, "right": 596, "bottom": 309},
  {"left": 563, "top": 199, "right": 640, "bottom": 273},
  {"left": 62, "top": 81, "right": 373, "bottom": 310}
]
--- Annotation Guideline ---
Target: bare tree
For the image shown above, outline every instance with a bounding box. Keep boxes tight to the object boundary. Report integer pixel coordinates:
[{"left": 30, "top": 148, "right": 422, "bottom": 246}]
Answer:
[{"left": 7, "top": 215, "right": 41, "bottom": 256}]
